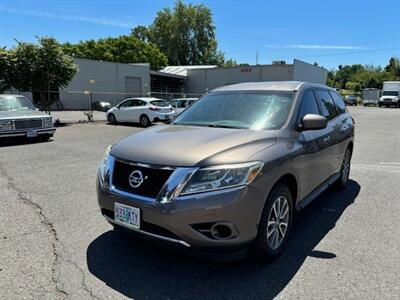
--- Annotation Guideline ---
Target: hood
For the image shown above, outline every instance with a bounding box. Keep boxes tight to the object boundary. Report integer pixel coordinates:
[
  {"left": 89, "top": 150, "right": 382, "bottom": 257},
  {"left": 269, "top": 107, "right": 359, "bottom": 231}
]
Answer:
[
  {"left": 0, "top": 109, "right": 49, "bottom": 120},
  {"left": 110, "top": 125, "right": 277, "bottom": 167}
]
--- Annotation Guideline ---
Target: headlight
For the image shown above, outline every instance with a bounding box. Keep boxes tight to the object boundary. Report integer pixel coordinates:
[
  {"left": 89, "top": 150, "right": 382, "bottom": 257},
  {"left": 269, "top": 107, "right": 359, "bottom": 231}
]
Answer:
[
  {"left": 0, "top": 120, "right": 13, "bottom": 131},
  {"left": 99, "top": 145, "right": 112, "bottom": 189},
  {"left": 43, "top": 117, "right": 53, "bottom": 128},
  {"left": 180, "top": 161, "right": 264, "bottom": 195}
]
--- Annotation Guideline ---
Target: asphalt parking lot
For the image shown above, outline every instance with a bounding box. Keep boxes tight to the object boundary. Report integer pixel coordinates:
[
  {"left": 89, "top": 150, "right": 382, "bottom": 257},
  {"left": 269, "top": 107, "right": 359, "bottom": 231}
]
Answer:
[{"left": 1, "top": 106, "right": 399, "bottom": 300}]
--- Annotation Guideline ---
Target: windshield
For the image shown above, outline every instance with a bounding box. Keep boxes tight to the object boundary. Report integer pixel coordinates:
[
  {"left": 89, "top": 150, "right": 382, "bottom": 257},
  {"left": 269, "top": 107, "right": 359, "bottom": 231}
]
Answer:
[
  {"left": 173, "top": 91, "right": 294, "bottom": 130},
  {"left": 150, "top": 100, "right": 169, "bottom": 107},
  {"left": 0, "top": 95, "right": 35, "bottom": 111},
  {"left": 382, "top": 91, "right": 398, "bottom": 96}
]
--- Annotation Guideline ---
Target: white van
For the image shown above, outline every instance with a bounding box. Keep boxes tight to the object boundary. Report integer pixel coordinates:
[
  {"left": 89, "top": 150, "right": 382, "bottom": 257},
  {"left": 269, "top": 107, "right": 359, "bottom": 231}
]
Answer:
[{"left": 379, "top": 81, "right": 400, "bottom": 108}]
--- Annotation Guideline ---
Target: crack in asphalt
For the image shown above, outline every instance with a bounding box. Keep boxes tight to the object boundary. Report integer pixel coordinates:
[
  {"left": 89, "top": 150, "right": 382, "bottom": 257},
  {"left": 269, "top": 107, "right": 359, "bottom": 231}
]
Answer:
[{"left": 0, "top": 164, "right": 100, "bottom": 300}]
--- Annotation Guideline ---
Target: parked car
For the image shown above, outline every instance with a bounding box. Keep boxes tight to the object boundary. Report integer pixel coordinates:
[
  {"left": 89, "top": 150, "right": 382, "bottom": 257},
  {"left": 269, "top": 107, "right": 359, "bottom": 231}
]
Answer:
[
  {"left": 344, "top": 95, "right": 357, "bottom": 106},
  {"left": 169, "top": 98, "right": 198, "bottom": 115},
  {"left": 106, "top": 97, "right": 175, "bottom": 127},
  {"left": 97, "top": 81, "right": 354, "bottom": 260},
  {"left": 0, "top": 94, "right": 56, "bottom": 140},
  {"left": 92, "top": 101, "right": 111, "bottom": 112},
  {"left": 378, "top": 81, "right": 400, "bottom": 108}
]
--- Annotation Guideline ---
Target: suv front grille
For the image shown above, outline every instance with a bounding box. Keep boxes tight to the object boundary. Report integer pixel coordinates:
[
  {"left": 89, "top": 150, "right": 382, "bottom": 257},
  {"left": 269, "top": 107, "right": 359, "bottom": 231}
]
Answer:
[
  {"left": 14, "top": 119, "right": 43, "bottom": 129},
  {"left": 112, "top": 160, "right": 173, "bottom": 198}
]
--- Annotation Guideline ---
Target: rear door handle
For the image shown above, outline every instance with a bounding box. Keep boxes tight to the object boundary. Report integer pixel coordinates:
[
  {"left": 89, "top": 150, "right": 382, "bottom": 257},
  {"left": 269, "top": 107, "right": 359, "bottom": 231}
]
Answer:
[{"left": 323, "top": 136, "right": 331, "bottom": 143}]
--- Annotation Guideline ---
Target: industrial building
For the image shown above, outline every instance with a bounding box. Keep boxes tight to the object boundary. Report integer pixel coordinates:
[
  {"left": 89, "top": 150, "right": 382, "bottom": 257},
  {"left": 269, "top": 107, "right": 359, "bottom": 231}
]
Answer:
[
  {"left": 59, "top": 58, "right": 151, "bottom": 110},
  {"left": 5, "top": 58, "right": 328, "bottom": 110},
  {"left": 185, "top": 59, "right": 328, "bottom": 95}
]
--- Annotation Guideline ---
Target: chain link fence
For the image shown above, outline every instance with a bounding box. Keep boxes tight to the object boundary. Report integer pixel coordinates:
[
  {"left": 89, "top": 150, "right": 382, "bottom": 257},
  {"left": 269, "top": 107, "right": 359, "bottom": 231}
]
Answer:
[{"left": 4, "top": 89, "right": 204, "bottom": 111}]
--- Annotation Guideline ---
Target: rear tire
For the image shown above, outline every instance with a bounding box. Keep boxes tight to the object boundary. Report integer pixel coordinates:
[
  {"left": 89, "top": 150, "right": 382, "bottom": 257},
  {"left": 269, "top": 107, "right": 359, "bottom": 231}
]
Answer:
[
  {"left": 140, "top": 115, "right": 151, "bottom": 127},
  {"left": 252, "top": 184, "right": 293, "bottom": 261},
  {"left": 108, "top": 114, "right": 117, "bottom": 125}
]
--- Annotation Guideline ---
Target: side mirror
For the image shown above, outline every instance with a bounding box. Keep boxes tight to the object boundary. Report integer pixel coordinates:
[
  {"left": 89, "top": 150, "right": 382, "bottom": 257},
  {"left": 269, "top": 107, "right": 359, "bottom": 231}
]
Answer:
[{"left": 301, "top": 114, "right": 327, "bottom": 130}]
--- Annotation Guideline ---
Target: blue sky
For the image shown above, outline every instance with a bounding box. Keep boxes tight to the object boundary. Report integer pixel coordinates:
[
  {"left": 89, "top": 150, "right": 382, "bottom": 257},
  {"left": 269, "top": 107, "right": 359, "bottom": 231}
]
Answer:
[{"left": 1, "top": 0, "right": 399, "bottom": 70}]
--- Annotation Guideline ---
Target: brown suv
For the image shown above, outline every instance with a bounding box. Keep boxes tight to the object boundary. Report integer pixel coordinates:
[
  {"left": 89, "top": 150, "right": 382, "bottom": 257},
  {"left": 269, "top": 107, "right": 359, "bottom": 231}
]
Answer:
[{"left": 97, "top": 81, "right": 354, "bottom": 260}]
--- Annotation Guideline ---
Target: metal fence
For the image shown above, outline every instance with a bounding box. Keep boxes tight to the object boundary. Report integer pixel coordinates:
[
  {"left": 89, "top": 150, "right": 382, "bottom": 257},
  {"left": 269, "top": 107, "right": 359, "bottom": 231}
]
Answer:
[{"left": 4, "top": 89, "right": 204, "bottom": 111}]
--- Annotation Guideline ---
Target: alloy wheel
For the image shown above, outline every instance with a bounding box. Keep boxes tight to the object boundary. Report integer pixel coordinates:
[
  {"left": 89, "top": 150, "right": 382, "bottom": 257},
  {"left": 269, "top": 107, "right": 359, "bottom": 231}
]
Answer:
[
  {"left": 140, "top": 115, "right": 149, "bottom": 127},
  {"left": 266, "top": 196, "right": 290, "bottom": 250}
]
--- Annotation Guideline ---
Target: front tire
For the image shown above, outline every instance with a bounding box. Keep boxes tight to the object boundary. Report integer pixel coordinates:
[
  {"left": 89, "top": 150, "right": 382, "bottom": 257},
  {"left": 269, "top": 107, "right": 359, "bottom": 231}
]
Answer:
[
  {"left": 108, "top": 114, "right": 117, "bottom": 125},
  {"left": 336, "top": 148, "right": 352, "bottom": 189},
  {"left": 252, "top": 184, "right": 293, "bottom": 261}
]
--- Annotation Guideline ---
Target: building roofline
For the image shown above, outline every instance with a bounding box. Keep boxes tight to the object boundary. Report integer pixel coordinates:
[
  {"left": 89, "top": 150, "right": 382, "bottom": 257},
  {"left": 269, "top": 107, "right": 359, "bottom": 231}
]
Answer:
[{"left": 150, "top": 70, "right": 187, "bottom": 79}]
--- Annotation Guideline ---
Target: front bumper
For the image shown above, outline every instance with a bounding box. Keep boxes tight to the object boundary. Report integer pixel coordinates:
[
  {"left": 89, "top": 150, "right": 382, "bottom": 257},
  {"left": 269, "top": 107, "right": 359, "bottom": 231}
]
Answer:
[
  {"left": 97, "top": 178, "right": 266, "bottom": 258},
  {"left": 0, "top": 127, "right": 56, "bottom": 138},
  {"left": 379, "top": 99, "right": 398, "bottom": 105}
]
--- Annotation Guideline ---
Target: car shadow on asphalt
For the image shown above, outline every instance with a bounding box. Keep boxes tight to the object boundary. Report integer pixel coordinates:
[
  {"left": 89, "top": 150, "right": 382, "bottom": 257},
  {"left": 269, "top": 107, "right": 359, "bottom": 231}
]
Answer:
[
  {"left": 86, "top": 180, "right": 360, "bottom": 300},
  {"left": 0, "top": 137, "right": 53, "bottom": 147}
]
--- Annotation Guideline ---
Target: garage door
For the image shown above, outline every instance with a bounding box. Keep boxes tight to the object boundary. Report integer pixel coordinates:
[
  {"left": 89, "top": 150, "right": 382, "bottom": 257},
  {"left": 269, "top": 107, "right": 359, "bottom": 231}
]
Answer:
[{"left": 125, "top": 77, "right": 142, "bottom": 97}]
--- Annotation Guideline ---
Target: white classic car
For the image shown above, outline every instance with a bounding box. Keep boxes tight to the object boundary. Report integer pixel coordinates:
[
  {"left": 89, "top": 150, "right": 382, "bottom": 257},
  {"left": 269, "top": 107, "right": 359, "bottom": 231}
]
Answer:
[{"left": 0, "top": 94, "right": 56, "bottom": 140}]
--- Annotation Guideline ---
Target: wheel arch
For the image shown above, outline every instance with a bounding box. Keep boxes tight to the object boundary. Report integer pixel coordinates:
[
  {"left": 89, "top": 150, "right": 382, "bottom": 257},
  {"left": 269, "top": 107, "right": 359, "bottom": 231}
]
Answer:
[{"left": 268, "top": 173, "right": 298, "bottom": 209}]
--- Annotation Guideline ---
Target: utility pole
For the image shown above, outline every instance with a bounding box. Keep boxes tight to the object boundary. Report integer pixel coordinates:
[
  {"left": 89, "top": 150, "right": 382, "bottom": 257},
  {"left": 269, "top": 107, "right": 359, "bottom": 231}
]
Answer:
[{"left": 256, "top": 49, "right": 259, "bottom": 65}]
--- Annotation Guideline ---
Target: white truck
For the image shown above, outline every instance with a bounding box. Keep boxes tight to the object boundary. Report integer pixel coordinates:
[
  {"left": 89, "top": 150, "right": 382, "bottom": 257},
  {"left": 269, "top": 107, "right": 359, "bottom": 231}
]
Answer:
[
  {"left": 362, "top": 88, "right": 381, "bottom": 106},
  {"left": 378, "top": 81, "right": 400, "bottom": 108}
]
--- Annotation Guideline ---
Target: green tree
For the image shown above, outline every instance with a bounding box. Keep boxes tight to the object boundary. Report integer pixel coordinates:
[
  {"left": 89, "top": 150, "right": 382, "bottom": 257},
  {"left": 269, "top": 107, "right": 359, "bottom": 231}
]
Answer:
[
  {"left": 385, "top": 57, "right": 400, "bottom": 78},
  {"left": 133, "top": 0, "right": 226, "bottom": 66},
  {"left": 0, "top": 48, "right": 11, "bottom": 92},
  {"left": 33, "top": 37, "right": 78, "bottom": 111},
  {"left": 2, "top": 37, "right": 77, "bottom": 110},
  {"left": 62, "top": 35, "right": 168, "bottom": 70},
  {"left": 6, "top": 42, "right": 39, "bottom": 92}
]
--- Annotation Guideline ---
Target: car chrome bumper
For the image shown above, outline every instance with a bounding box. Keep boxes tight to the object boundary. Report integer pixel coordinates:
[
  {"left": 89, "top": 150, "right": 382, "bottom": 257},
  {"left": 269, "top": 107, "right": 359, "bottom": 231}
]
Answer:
[
  {"left": 0, "top": 127, "right": 56, "bottom": 138},
  {"left": 103, "top": 214, "right": 191, "bottom": 247}
]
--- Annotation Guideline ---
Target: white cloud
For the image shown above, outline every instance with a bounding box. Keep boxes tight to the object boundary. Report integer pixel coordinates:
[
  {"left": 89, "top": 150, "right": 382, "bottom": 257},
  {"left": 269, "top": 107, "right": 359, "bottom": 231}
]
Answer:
[
  {"left": 265, "top": 44, "right": 367, "bottom": 50},
  {"left": 0, "top": 6, "right": 133, "bottom": 28}
]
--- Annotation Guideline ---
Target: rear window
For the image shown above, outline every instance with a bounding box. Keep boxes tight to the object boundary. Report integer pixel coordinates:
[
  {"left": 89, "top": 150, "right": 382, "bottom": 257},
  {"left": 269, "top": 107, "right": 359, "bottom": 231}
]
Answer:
[{"left": 150, "top": 100, "right": 169, "bottom": 107}]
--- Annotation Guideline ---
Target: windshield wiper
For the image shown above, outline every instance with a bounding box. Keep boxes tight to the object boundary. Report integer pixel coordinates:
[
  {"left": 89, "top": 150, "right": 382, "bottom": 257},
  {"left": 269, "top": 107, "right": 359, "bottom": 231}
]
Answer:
[
  {"left": 207, "top": 124, "right": 247, "bottom": 129},
  {"left": 172, "top": 122, "right": 209, "bottom": 127}
]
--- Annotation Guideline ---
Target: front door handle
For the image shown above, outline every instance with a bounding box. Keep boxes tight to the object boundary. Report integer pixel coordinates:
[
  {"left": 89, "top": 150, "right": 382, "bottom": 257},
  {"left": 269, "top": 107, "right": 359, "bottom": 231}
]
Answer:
[{"left": 323, "top": 136, "right": 331, "bottom": 143}]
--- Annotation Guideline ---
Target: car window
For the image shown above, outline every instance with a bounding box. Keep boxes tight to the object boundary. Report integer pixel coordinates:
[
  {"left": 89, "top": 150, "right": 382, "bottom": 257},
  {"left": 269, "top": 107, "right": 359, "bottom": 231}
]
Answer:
[
  {"left": 129, "top": 100, "right": 145, "bottom": 107},
  {"left": 189, "top": 100, "right": 195, "bottom": 106},
  {"left": 0, "top": 95, "right": 35, "bottom": 111},
  {"left": 329, "top": 91, "right": 347, "bottom": 114},
  {"left": 150, "top": 100, "right": 169, "bottom": 107},
  {"left": 178, "top": 100, "right": 188, "bottom": 108},
  {"left": 173, "top": 91, "right": 294, "bottom": 130},
  {"left": 169, "top": 100, "right": 178, "bottom": 108},
  {"left": 297, "top": 89, "right": 320, "bottom": 124},
  {"left": 316, "top": 90, "right": 337, "bottom": 120},
  {"left": 119, "top": 100, "right": 133, "bottom": 108}
]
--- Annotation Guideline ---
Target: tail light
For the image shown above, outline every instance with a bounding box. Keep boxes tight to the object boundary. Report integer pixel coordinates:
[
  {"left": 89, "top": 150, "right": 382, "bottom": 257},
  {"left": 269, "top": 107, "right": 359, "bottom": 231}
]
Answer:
[{"left": 148, "top": 106, "right": 160, "bottom": 111}]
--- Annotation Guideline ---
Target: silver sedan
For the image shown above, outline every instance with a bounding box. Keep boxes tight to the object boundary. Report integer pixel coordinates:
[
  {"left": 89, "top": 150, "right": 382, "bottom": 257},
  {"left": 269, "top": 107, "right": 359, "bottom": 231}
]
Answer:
[{"left": 0, "top": 94, "right": 56, "bottom": 139}]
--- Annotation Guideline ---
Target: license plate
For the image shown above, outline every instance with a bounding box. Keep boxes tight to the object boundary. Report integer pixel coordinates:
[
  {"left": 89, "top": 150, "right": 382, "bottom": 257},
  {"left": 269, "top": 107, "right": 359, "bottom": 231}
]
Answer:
[
  {"left": 114, "top": 202, "right": 140, "bottom": 229},
  {"left": 27, "top": 131, "right": 38, "bottom": 138}
]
